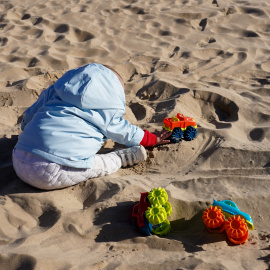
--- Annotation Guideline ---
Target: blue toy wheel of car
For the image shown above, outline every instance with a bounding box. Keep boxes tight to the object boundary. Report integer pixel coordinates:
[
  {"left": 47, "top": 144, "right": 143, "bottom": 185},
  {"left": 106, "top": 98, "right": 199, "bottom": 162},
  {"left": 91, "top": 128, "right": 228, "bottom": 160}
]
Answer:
[
  {"left": 170, "top": 127, "right": 183, "bottom": 143},
  {"left": 140, "top": 215, "right": 152, "bottom": 236},
  {"left": 140, "top": 226, "right": 152, "bottom": 236},
  {"left": 184, "top": 126, "right": 198, "bottom": 141}
]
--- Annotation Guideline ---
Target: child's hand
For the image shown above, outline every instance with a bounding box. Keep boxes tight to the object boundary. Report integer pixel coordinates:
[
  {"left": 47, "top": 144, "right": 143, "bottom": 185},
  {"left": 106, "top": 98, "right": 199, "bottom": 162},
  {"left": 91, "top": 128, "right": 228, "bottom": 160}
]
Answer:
[{"left": 153, "top": 129, "right": 172, "bottom": 145}]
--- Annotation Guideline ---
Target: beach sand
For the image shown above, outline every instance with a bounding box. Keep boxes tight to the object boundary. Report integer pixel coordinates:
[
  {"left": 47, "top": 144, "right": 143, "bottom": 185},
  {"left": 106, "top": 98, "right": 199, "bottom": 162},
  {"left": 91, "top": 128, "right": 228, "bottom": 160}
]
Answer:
[{"left": 0, "top": 0, "right": 270, "bottom": 269}]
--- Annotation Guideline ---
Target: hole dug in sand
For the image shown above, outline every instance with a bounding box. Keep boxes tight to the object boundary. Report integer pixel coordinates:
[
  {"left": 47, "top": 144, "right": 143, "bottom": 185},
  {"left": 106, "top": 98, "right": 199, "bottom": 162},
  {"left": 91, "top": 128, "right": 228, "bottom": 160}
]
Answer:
[
  {"left": 249, "top": 128, "right": 265, "bottom": 142},
  {"left": 194, "top": 90, "right": 239, "bottom": 128},
  {"left": 137, "top": 80, "right": 190, "bottom": 102},
  {"left": 38, "top": 206, "right": 61, "bottom": 228}
]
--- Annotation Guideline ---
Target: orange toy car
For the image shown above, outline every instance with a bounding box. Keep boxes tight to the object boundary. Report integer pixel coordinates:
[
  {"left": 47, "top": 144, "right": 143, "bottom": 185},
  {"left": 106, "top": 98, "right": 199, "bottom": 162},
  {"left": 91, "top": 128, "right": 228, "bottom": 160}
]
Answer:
[{"left": 163, "top": 113, "right": 197, "bottom": 143}]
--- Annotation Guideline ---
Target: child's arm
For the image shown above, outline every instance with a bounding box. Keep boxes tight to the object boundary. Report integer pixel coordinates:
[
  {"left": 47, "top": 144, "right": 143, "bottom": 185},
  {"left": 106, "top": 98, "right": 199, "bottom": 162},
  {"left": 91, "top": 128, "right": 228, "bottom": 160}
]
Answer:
[
  {"left": 104, "top": 110, "right": 171, "bottom": 148},
  {"left": 21, "top": 85, "right": 55, "bottom": 130}
]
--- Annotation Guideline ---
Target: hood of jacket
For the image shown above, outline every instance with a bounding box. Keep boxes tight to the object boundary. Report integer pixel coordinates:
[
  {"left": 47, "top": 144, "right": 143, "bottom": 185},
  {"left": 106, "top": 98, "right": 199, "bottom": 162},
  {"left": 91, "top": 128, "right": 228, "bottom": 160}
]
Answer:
[{"left": 54, "top": 63, "right": 125, "bottom": 110}]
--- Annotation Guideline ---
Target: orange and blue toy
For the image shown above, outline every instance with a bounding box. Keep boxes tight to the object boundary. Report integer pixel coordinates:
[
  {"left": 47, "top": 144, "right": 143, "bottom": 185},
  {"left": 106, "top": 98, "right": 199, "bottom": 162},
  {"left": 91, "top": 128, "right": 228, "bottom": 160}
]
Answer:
[
  {"left": 132, "top": 187, "right": 172, "bottom": 236},
  {"left": 163, "top": 113, "right": 198, "bottom": 143},
  {"left": 202, "top": 205, "right": 225, "bottom": 233},
  {"left": 202, "top": 199, "right": 254, "bottom": 245}
]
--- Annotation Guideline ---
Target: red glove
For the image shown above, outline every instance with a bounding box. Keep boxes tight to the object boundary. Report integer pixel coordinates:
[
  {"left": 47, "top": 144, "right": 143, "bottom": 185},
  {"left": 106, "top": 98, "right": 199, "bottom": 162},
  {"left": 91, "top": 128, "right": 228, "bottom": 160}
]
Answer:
[
  {"left": 140, "top": 129, "right": 172, "bottom": 148},
  {"left": 140, "top": 130, "right": 157, "bottom": 148}
]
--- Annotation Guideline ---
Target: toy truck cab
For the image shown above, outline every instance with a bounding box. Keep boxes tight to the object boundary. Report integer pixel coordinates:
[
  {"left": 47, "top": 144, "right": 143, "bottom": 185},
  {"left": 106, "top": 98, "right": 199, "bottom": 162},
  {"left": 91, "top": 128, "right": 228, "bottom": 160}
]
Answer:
[
  {"left": 212, "top": 199, "right": 254, "bottom": 230},
  {"left": 163, "top": 113, "right": 198, "bottom": 143},
  {"left": 132, "top": 188, "right": 172, "bottom": 236}
]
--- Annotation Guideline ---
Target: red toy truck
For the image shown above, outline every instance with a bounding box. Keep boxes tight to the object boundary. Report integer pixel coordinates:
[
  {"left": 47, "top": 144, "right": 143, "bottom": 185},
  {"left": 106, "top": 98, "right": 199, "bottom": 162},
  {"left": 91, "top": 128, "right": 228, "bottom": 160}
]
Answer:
[{"left": 163, "top": 113, "right": 198, "bottom": 143}]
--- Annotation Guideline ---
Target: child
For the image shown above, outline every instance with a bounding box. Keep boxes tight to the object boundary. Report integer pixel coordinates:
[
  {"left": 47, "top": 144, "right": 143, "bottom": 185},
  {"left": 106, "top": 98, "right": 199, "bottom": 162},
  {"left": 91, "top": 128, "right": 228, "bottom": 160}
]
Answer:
[{"left": 12, "top": 63, "right": 171, "bottom": 190}]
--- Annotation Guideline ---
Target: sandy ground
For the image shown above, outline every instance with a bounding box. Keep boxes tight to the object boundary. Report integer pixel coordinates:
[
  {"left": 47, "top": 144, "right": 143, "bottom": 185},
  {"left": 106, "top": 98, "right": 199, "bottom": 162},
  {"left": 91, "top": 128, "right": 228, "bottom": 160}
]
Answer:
[{"left": 0, "top": 0, "right": 270, "bottom": 269}]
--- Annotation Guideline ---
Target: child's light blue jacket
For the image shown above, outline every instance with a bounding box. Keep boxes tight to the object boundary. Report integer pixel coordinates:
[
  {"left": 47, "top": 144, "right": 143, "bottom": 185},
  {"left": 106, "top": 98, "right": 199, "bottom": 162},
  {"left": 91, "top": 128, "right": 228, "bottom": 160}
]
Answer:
[{"left": 15, "top": 63, "right": 144, "bottom": 168}]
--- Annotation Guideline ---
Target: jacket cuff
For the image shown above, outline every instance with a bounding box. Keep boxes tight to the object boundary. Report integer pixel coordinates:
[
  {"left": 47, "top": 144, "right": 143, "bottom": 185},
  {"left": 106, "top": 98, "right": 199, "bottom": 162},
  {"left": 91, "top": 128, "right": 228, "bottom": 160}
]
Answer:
[{"left": 140, "top": 130, "right": 157, "bottom": 148}]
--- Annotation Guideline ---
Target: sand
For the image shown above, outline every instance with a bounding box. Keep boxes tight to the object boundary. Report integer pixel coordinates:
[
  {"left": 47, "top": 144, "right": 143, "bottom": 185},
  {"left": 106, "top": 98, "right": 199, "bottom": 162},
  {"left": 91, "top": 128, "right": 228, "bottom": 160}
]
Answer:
[{"left": 0, "top": 0, "right": 270, "bottom": 269}]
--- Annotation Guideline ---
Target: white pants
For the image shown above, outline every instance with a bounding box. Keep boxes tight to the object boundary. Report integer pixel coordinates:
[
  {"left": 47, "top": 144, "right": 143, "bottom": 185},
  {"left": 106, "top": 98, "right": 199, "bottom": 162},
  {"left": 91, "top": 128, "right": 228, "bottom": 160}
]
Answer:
[{"left": 12, "top": 149, "right": 122, "bottom": 190}]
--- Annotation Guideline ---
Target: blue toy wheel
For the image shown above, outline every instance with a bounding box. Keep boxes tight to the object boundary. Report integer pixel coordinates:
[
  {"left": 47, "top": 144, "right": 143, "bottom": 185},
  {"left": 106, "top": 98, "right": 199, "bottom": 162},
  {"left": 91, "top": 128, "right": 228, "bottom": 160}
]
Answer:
[
  {"left": 140, "top": 225, "right": 152, "bottom": 236},
  {"left": 184, "top": 126, "right": 198, "bottom": 141},
  {"left": 170, "top": 127, "right": 183, "bottom": 143},
  {"left": 140, "top": 215, "right": 152, "bottom": 236}
]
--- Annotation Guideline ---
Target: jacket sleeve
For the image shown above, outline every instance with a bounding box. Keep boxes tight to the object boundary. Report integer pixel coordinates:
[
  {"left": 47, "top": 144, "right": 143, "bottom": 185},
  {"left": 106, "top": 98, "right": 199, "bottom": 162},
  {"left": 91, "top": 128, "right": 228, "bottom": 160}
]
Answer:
[
  {"left": 140, "top": 130, "right": 157, "bottom": 148},
  {"left": 103, "top": 110, "right": 144, "bottom": 147},
  {"left": 21, "top": 85, "right": 55, "bottom": 130}
]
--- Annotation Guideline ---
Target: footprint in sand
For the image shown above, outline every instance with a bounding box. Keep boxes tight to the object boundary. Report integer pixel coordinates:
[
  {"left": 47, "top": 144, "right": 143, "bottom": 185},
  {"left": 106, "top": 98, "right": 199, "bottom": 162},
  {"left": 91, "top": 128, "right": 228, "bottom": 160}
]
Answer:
[
  {"left": 21, "top": 14, "right": 31, "bottom": 20},
  {"left": 239, "top": 7, "right": 266, "bottom": 17},
  {"left": 0, "top": 37, "right": 8, "bottom": 46},
  {"left": 169, "top": 46, "right": 180, "bottom": 58},
  {"left": 129, "top": 102, "right": 146, "bottom": 121},
  {"left": 55, "top": 24, "right": 95, "bottom": 42},
  {"left": 249, "top": 128, "right": 265, "bottom": 142},
  {"left": 31, "top": 17, "right": 43, "bottom": 26},
  {"left": 197, "top": 37, "right": 216, "bottom": 47},
  {"left": 38, "top": 206, "right": 61, "bottom": 228},
  {"left": 199, "top": 18, "right": 207, "bottom": 31},
  {"left": 194, "top": 90, "right": 239, "bottom": 129}
]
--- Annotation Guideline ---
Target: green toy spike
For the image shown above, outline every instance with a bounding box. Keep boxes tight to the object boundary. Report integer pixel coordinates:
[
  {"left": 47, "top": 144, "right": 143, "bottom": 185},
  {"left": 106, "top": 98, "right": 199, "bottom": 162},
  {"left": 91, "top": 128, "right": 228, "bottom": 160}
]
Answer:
[
  {"left": 147, "top": 187, "right": 168, "bottom": 206},
  {"left": 145, "top": 205, "right": 167, "bottom": 225},
  {"left": 163, "top": 201, "right": 172, "bottom": 216},
  {"left": 152, "top": 219, "right": 171, "bottom": 236}
]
